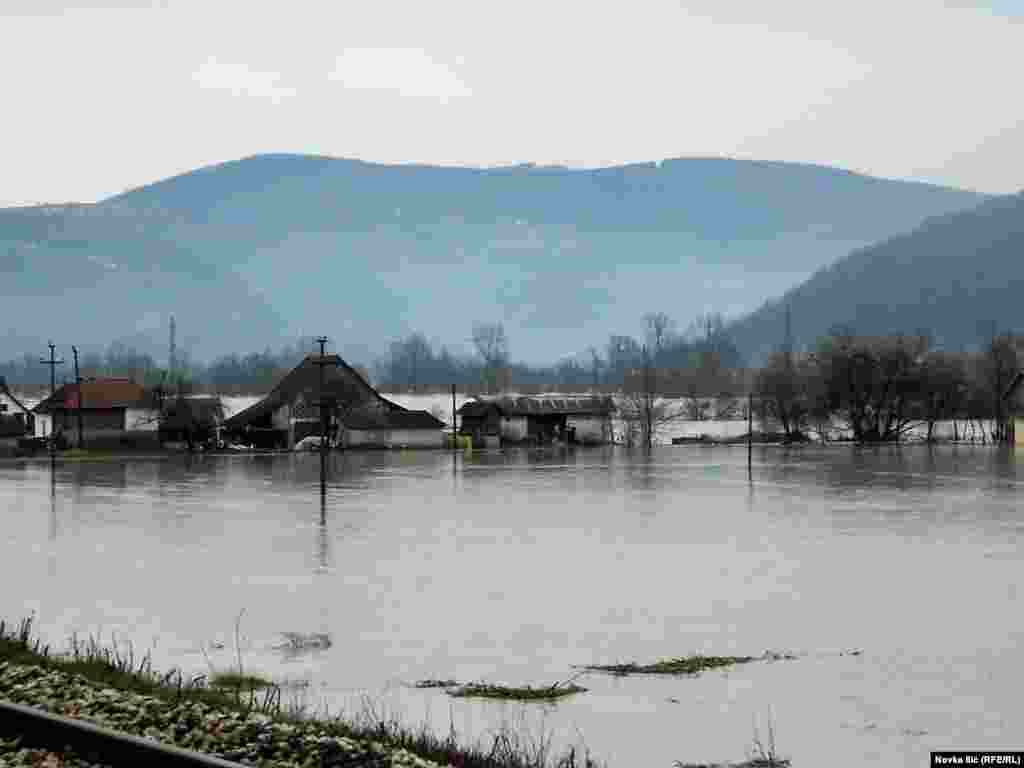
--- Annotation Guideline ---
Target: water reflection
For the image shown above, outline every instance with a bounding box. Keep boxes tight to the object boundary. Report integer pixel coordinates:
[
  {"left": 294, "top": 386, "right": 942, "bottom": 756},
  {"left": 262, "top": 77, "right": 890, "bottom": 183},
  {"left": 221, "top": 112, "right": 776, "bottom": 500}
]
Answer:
[{"left": 6, "top": 445, "right": 1024, "bottom": 768}]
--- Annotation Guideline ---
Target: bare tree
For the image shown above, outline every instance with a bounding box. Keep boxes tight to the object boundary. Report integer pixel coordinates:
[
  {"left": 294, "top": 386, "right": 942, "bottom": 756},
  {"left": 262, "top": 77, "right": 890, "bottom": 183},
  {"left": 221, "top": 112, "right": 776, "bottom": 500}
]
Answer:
[
  {"left": 620, "top": 344, "right": 683, "bottom": 449},
  {"left": 588, "top": 346, "right": 603, "bottom": 389},
  {"left": 472, "top": 322, "right": 509, "bottom": 394},
  {"left": 977, "top": 330, "right": 1019, "bottom": 442},
  {"left": 643, "top": 312, "right": 674, "bottom": 364}
]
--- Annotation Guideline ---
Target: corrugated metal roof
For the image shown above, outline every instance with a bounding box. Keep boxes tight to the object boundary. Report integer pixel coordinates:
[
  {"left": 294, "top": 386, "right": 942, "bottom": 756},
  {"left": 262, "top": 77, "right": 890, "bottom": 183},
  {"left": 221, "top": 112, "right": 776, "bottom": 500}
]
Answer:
[
  {"left": 344, "top": 410, "right": 446, "bottom": 431},
  {"left": 478, "top": 396, "right": 614, "bottom": 416}
]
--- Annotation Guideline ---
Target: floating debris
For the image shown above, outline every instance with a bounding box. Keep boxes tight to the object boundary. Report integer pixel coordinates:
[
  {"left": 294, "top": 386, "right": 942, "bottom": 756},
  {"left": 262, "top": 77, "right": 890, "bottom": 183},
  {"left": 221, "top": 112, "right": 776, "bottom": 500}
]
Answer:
[{"left": 447, "top": 682, "right": 588, "bottom": 702}]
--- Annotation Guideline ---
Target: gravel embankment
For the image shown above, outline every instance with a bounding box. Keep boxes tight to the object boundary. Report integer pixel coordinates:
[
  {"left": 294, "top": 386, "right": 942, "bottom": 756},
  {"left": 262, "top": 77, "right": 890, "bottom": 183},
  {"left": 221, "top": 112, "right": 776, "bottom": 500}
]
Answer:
[{"left": 0, "top": 662, "right": 446, "bottom": 768}]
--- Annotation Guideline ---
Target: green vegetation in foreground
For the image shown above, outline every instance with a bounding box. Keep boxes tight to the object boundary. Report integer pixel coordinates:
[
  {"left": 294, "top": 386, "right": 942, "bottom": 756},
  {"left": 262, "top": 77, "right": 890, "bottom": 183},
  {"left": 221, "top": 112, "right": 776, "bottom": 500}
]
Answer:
[
  {"left": 0, "top": 616, "right": 601, "bottom": 768},
  {"left": 580, "top": 651, "right": 796, "bottom": 677},
  {"left": 209, "top": 671, "right": 275, "bottom": 690},
  {"left": 413, "top": 679, "right": 458, "bottom": 689},
  {"left": 447, "top": 682, "right": 588, "bottom": 702}
]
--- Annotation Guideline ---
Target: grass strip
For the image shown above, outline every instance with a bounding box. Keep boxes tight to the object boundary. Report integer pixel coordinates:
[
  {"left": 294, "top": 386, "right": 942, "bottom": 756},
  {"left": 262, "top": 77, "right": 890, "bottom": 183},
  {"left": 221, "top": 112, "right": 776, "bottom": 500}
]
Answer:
[
  {"left": 447, "top": 683, "right": 587, "bottom": 702},
  {"left": 579, "top": 651, "right": 796, "bottom": 677},
  {"left": 0, "top": 616, "right": 601, "bottom": 768}
]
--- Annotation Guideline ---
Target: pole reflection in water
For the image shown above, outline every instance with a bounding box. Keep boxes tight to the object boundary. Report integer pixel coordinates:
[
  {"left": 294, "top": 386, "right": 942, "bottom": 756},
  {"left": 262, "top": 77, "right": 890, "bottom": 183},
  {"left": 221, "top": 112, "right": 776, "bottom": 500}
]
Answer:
[
  {"left": 317, "top": 487, "right": 331, "bottom": 575},
  {"left": 48, "top": 454, "right": 58, "bottom": 579}
]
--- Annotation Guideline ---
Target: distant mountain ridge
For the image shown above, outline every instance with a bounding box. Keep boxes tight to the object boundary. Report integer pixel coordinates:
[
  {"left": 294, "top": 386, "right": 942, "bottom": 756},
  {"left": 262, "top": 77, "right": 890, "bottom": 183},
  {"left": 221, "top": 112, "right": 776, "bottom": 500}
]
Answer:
[
  {"left": 728, "top": 190, "right": 1024, "bottom": 362},
  {"left": 0, "top": 153, "right": 989, "bottom": 365}
]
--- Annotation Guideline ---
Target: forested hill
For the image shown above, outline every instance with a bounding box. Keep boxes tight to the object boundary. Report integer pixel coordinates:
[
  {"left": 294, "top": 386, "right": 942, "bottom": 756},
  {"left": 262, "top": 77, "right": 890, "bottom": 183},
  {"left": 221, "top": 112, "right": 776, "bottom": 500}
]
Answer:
[
  {"left": 728, "top": 191, "right": 1024, "bottom": 362},
  {"left": 1, "top": 154, "right": 987, "bottom": 365}
]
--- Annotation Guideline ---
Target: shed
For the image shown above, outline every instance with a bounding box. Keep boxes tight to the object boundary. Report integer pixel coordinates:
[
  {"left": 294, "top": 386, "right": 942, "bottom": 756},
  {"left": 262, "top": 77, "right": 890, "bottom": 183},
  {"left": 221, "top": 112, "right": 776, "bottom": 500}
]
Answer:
[{"left": 459, "top": 396, "right": 614, "bottom": 445}]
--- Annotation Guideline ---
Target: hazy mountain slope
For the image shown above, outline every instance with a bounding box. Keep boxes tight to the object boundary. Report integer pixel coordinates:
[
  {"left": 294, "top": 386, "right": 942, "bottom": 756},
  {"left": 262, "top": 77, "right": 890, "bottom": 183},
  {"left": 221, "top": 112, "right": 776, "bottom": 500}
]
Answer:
[
  {"left": 728, "top": 191, "right": 1024, "bottom": 363},
  {"left": 1, "top": 154, "right": 988, "bottom": 365}
]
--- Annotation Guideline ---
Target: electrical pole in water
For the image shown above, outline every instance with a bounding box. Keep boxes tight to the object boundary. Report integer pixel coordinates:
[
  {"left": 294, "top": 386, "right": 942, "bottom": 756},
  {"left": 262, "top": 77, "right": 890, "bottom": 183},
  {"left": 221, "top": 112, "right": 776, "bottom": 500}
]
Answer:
[
  {"left": 72, "top": 346, "right": 84, "bottom": 450},
  {"left": 40, "top": 341, "right": 64, "bottom": 447},
  {"left": 747, "top": 391, "right": 753, "bottom": 481},
  {"left": 40, "top": 341, "right": 64, "bottom": 398},
  {"left": 313, "top": 337, "right": 338, "bottom": 503}
]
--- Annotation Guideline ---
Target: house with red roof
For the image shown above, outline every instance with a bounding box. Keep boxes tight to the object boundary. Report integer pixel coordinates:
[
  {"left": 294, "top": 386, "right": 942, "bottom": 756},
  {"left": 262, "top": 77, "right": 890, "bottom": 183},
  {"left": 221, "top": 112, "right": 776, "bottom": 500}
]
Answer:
[{"left": 33, "top": 378, "right": 161, "bottom": 448}]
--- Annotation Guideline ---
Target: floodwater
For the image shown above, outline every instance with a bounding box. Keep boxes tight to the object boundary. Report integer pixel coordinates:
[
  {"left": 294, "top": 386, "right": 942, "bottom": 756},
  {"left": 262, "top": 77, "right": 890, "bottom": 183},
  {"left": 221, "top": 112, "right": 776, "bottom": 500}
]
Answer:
[{"left": 2, "top": 445, "right": 1022, "bottom": 767}]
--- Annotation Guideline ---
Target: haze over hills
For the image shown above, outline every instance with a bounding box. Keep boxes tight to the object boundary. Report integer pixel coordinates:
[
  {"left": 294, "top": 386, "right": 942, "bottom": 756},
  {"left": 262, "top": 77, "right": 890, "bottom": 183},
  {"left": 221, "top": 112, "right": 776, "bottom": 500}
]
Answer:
[
  {"left": 0, "top": 153, "right": 989, "bottom": 367},
  {"left": 728, "top": 190, "right": 1024, "bottom": 363}
]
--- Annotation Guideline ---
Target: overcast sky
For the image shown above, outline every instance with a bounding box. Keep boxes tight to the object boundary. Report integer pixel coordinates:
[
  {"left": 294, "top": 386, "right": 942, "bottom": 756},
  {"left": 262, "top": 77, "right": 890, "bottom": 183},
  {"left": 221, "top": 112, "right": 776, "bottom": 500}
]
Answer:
[{"left": 2, "top": 0, "right": 1021, "bottom": 205}]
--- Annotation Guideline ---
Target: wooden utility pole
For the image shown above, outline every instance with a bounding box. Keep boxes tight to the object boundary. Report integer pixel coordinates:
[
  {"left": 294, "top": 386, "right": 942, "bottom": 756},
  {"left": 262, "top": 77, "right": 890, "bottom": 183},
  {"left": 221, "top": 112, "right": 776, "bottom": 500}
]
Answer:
[
  {"left": 312, "top": 337, "right": 339, "bottom": 498},
  {"left": 747, "top": 391, "right": 753, "bottom": 480},
  {"left": 451, "top": 383, "right": 457, "bottom": 451},
  {"left": 72, "top": 346, "right": 84, "bottom": 450},
  {"left": 40, "top": 341, "right": 64, "bottom": 399},
  {"left": 40, "top": 341, "right": 64, "bottom": 447}
]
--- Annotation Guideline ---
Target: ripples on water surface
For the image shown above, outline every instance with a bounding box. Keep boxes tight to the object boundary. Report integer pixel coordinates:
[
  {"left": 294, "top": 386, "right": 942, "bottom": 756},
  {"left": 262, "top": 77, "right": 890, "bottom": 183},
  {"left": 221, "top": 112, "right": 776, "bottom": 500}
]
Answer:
[{"left": 2, "top": 445, "right": 1022, "bottom": 767}]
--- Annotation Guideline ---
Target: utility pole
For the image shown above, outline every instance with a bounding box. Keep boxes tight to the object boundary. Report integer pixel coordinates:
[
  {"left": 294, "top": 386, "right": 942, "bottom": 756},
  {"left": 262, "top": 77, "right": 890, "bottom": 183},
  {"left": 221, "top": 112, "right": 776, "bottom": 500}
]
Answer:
[
  {"left": 747, "top": 391, "right": 753, "bottom": 481},
  {"left": 451, "top": 383, "right": 457, "bottom": 452},
  {"left": 312, "top": 337, "right": 339, "bottom": 498},
  {"left": 168, "top": 315, "right": 177, "bottom": 383},
  {"left": 40, "top": 341, "right": 65, "bottom": 398},
  {"left": 72, "top": 346, "right": 84, "bottom": 450},
  {"left": 40, "top": 341, "right": 64, "bottom": 446}
]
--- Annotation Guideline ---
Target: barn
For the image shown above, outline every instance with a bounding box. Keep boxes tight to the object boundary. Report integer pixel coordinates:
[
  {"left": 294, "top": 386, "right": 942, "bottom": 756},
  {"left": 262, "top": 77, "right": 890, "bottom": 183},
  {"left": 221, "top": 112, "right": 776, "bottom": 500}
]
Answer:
[{"left": 223, "top": 354, "right": 445, "bottom": 449}]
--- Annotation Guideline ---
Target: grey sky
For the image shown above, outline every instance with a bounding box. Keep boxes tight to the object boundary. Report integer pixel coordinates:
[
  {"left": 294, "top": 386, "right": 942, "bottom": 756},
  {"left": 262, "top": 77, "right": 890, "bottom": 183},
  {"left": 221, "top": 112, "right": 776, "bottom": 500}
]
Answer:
[{"left": 2, "top": 0, "right": 1021, "bottom": 205}]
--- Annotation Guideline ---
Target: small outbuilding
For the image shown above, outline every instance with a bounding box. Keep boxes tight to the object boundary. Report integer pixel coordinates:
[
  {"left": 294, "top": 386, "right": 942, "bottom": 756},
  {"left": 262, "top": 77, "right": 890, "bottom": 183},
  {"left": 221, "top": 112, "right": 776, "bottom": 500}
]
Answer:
[{"left": 458, "top": 396, "right": 614, "bottom": 446}]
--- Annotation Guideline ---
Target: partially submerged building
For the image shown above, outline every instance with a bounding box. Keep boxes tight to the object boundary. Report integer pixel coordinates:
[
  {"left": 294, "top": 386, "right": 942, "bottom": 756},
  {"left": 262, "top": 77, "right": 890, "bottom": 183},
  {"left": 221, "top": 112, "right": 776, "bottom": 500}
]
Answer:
[
  {"left": 159, "top": 396, "right": 225, "bottom": 449},
  {"left": 458, "top": 396, "right": 614, "bottom": 446},
  {"left": 32, "top": 378, "right": 160, "bottom": 448},
  {"left": 222, "top": 355, "right": 445, "bottom": 449},
  {"left": 0, "top": 376, "right": 35, "bottom": 438}
]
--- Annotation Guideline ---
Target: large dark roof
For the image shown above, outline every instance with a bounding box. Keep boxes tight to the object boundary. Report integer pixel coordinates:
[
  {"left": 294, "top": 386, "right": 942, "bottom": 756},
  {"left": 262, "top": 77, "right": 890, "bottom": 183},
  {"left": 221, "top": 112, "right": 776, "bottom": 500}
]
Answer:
[
  {"left": 223, "top": 355, "right": 402, "bottom": 429},
  {"left": 343, "top": 410, "right": 446, "bottom": 431}
]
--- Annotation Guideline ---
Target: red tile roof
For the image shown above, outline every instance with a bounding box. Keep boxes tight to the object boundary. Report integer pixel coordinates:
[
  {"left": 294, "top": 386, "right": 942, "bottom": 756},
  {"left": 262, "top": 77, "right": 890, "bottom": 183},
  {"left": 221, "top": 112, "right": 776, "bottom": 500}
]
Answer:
[{"left": 34, "top": 379, "right": 151, "bottom": 412}]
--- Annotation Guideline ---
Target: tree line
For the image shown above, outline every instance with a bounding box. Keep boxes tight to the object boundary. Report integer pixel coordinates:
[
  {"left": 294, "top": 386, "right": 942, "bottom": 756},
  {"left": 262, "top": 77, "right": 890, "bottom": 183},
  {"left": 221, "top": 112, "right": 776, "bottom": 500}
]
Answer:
[{"left": 755, "top": 326, "right": 1021, "bottom": 443}]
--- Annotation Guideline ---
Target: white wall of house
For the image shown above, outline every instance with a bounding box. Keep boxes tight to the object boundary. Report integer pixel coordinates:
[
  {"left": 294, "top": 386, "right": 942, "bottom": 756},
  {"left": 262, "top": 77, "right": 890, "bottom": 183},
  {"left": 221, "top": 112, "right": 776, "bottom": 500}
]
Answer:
[
  {"left": 390, "top": 429, "right": 443, "bottom": 448},
  {"left": 342, "top": 428, "right": 442, "bottom": 448},
  {"left": 272, "top": 403, "right": 291, "bottom": 430},
  {"left": 34, "top": 414, "right": 51, "bottom": 438},
  {"left": 501, "top": 417, "right": 529, "bottom": 441},
  {"left": 125, "top": 408, "right": 160, "bottom": 431},
  {"left": 567, "top": 415, "right": 611, "bottom": 444},
  {"left": 343, "top": 428, "right": 390, "bottom": 447}
]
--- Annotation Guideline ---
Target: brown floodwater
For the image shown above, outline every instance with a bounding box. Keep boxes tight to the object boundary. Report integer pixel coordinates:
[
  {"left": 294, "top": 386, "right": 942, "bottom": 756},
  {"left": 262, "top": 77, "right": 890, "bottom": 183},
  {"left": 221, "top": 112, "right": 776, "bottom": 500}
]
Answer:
[{"left": 2, "top": 445, "right": 1022, "bottom": 767}]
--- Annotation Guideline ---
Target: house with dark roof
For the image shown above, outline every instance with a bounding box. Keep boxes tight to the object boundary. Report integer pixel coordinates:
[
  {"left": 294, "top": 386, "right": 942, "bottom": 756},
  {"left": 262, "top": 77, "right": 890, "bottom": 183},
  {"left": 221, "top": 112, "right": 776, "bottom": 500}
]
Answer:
[
  {"left": 223, "top": 355, "right": 445, "bottom": 449},
  {"left": 0, "top": 376, "right": 34, "bottom": 436},
  {"left": 458, "top": 396, "right": 614, "bottom": 446},
  {"left": 33, "top": 378, "right": 160, "bottom": 448}
]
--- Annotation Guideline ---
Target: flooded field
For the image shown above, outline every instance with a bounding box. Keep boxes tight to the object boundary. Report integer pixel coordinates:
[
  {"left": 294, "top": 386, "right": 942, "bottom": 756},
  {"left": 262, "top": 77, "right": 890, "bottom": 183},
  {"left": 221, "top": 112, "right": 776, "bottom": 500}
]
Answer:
[{"left": 2, "top": 445, "right": 1022, "bottom": 767}]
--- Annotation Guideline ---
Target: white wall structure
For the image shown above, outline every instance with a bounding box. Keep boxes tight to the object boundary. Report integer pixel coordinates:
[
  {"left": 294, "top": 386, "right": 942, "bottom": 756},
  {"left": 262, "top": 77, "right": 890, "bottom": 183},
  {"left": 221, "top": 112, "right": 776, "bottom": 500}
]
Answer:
[
  {"left": 342, "top": 427, "right": 443, "bottom": 448},
  {"left": 501, "top": 416, "right": 529, "bottom": 441},
  {"left": 125, "top": 408, "right": 161, "bottom": 431},
  {"left": 566, "top": 415, "right": 611, "bottom": 445}
]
